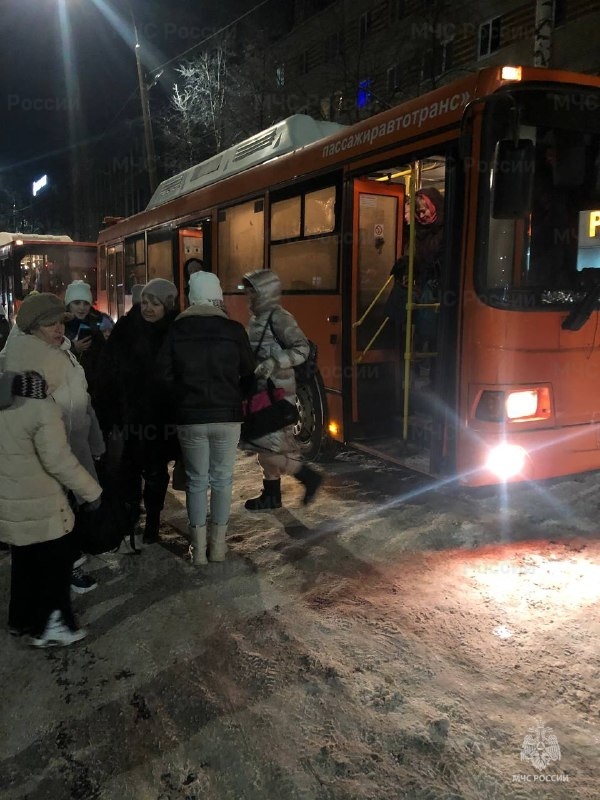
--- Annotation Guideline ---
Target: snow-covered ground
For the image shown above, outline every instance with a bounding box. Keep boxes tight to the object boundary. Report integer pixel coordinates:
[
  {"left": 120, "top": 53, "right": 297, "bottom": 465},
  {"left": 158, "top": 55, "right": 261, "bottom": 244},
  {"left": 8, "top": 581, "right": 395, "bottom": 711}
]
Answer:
[{"left": 1, "top": 448, "right": 600, "bottom": 799}]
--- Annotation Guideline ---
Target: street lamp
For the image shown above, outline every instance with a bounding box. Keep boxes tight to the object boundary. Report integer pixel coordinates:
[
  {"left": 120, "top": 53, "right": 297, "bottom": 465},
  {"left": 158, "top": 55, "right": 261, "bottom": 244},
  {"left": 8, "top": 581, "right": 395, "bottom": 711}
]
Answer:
[
  {"left": 87, "top": 0, "right": 161, "bottom": 196},
  {"left": 132, "top": 13, "right": 158, "bottom": 194}
]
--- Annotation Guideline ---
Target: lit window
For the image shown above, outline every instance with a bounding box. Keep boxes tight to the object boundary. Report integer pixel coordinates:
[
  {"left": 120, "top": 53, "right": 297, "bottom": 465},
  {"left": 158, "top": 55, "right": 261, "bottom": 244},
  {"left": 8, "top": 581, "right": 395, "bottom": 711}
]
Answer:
[{"left": 275, "top": 64, "right": 285, "bottom": 87}]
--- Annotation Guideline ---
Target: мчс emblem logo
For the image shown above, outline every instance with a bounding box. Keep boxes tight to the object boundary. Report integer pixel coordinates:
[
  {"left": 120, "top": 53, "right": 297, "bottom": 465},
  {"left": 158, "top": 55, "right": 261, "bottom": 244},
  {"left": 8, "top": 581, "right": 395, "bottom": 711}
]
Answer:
[{"left": 520, "top": 719, "right": 561, "bottom": 771}]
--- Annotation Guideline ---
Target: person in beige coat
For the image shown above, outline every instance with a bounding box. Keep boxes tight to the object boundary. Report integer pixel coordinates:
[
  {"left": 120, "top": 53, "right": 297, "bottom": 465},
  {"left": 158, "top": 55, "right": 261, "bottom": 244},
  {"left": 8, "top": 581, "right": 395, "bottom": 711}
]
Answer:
[
  {"left": 0, "top": 370, "right": 101, "bottom": 647},
  {"left": 0, "top": 292, "right": 105, "bottom": 592}
]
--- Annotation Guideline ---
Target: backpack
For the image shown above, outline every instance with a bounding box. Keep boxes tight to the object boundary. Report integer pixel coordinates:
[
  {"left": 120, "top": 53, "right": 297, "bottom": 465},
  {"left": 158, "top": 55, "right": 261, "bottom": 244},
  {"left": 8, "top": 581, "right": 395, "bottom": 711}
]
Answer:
[{"left": 268, "top": 314, "right": 318, "bottom": 384}]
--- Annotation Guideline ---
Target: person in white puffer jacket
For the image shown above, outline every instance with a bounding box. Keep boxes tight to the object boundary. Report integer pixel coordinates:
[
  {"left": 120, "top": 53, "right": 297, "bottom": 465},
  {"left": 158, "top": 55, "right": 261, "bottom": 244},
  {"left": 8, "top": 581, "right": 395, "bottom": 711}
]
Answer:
[
  {"left": 0, "top": 370, "right": 101, "bottom": 646},
  {"left": 0, "top": 293, "right": 105, "bottom": 592},
  {"left": 0, "top": 293, "right": 105, "bottom": 491}
]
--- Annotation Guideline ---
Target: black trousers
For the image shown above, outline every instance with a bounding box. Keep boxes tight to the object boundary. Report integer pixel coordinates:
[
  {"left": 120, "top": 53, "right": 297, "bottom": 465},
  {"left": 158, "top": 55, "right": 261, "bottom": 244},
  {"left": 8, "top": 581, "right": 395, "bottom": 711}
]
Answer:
[
  {"left": 9, "top": 531, "right": 78, "bottom": 636},
  {"left": 118, "top": 434, "right": 172, "bottom": 522}
]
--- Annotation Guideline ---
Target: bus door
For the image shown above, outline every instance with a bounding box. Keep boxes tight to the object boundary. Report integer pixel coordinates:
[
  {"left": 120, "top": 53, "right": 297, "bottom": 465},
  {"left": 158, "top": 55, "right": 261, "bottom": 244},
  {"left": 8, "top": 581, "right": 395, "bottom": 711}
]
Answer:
[
  {"left": 106, "top": 244, "right": 124, "bottom": 319},
  {"left": 0, "top": 257, "right": 14, "bottom": 319},
  {"left": 178, "top": 218, "right": 211, "bottom": 307},
  {"left": 350, "top": 179, "right": 404, "bottom": 437}
]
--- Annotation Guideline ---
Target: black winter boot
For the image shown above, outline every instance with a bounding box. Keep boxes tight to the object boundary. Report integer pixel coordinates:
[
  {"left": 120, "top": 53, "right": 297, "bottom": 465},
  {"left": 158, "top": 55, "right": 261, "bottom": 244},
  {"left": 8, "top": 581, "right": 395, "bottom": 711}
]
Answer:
[
  {"left": 244, "top": 480, "right": 282, "bottom": 511},
  {"left": 143, "top": 510, "right": 161, "bottom": 543},
  {"left": 295, "top": 465, "right": 323, "bottom": 505}
]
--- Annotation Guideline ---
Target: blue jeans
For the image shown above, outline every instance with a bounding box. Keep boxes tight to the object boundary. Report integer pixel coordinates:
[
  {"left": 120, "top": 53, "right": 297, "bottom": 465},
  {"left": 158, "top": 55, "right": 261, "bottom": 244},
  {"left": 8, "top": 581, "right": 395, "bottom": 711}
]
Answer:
[{"left": 177, "top": 422, "right": 241, "bottom": 526}]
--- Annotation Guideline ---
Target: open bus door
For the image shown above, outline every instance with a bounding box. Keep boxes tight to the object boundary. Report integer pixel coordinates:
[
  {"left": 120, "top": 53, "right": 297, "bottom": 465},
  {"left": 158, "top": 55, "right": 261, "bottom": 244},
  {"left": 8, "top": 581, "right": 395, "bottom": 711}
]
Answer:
[
  {"left": 178, "top": 219, "right": 210, "bottom": 308},
  {"left": 349, "top": 178, "right": 404, "bottom": 438},
  {"left": 347, "top": 156, "right": 458, "bottom": 477}
]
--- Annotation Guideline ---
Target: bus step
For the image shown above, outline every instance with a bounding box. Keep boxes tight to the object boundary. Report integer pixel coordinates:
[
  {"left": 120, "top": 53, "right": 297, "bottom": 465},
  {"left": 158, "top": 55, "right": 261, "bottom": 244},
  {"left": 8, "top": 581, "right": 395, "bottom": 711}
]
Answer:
[{"left": 348, "top": 438, "right": 432, "bottom": 476}]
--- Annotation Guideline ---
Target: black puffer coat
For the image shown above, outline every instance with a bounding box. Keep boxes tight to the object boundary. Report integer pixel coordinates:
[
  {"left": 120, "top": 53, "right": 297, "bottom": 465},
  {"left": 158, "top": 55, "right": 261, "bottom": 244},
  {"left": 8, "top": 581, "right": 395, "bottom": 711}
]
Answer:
[
  {"left": 64, "top": 307, "right": 106, "bottom": 395},
  {"left": 94, "top": 304, "right": 177, "bottom": 436},
  {"left": 156, "top": 304, "right": 255, "bottom": 425}
]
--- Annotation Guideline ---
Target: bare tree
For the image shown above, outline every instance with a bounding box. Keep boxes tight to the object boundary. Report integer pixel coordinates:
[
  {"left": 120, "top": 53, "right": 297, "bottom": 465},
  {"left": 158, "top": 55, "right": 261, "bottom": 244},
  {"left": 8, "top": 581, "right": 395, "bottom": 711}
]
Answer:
[
  {"left": 158, "top": 29, "right": 287, "bottom": 172},
  {"left": 157, "top": 39, "right": 239, "bottom": 172}
]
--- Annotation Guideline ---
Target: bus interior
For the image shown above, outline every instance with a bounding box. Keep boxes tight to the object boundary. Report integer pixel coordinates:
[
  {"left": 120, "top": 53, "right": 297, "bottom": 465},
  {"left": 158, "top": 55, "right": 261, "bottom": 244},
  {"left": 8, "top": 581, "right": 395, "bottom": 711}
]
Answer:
[{"left": 345, "top": 155, "right": 450, "bottom": 475}]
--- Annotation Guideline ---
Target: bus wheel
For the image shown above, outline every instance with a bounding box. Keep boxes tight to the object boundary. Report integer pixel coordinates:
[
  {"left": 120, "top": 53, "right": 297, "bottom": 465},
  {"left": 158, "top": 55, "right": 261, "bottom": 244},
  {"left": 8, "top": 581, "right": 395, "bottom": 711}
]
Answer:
[{"left": 293, "top": 375, "right": 329, "bottom": 462}]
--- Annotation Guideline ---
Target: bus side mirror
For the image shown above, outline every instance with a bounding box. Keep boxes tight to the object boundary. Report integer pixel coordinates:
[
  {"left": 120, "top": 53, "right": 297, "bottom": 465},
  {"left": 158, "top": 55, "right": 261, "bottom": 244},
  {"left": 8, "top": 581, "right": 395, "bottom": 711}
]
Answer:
[{"left": 491, "top": 139, "right": 535, "bottom": 219}]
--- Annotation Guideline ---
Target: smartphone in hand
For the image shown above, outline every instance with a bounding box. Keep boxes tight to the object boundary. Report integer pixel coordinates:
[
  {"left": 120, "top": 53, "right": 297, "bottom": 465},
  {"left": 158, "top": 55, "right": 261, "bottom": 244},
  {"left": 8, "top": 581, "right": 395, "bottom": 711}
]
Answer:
[{"left": 76, "top": 323, "right": 92, "bottom": 340}]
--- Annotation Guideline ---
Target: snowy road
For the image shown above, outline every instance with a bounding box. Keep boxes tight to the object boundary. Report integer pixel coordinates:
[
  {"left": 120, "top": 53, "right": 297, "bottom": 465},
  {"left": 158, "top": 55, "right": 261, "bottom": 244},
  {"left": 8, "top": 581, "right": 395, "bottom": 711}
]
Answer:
[{"left": 1, "top": 449, "right": 600, "bottom": 799}]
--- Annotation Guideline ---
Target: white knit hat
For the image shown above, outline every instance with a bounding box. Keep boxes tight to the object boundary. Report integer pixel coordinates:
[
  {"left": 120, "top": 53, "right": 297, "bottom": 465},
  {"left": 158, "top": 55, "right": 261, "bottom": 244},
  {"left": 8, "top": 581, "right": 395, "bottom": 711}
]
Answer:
[
  {"left": 188, "top": 271, "right": 223, "bottom": 306},
  {"left": 65, "top": 280, "right": 93, "bottom": 306}
]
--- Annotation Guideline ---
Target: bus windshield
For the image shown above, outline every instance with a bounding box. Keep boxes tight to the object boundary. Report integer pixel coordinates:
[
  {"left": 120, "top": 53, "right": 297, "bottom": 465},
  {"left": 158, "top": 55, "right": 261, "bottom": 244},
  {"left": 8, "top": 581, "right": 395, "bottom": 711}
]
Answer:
[{"left": 476, "top": 87, "right": 600, "bottom": 310}]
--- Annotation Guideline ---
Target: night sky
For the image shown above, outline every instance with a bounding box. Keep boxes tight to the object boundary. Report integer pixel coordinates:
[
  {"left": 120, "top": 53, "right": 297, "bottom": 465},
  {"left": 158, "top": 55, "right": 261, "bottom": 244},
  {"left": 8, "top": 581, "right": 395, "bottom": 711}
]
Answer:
[{"left": 0, "top": 0, "right": 259, "bottom": 202}]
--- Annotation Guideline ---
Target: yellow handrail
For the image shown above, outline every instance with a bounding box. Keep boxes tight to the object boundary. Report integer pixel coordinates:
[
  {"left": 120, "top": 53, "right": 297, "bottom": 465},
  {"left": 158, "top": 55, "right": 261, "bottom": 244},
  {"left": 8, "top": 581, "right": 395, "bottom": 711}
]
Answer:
[
  {"left": 403, "top": 164, "right": 418, "bottom": 441},
  {"left": 355, "top": 318, "right": 389, "bottom": 364},
  {"left": 353, "top": 274, "right": 394, "bottom": 328}
]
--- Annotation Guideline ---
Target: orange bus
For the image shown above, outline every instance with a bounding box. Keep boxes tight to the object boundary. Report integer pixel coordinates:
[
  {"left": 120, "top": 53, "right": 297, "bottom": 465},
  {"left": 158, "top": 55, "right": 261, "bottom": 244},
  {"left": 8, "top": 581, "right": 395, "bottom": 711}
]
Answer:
[
  {"left": 0, "top": 232, "right": 97, "bottom": 318},
  {"left": 97, "top": 65, "right": 600, "bottom": 486}
]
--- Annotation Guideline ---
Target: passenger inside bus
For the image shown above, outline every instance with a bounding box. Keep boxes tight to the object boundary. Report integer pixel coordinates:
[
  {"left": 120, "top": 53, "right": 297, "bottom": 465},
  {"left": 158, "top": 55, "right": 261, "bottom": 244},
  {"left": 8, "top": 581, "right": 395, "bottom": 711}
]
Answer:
[
  {"left": 35, "top": 261, "right": 66, "bottom": 297},
  {"left": 183, "top": 258, "right": 205, "bottom": 306},
  {"left": 386, "top": 187, "right": 445, "bottom": 377}
]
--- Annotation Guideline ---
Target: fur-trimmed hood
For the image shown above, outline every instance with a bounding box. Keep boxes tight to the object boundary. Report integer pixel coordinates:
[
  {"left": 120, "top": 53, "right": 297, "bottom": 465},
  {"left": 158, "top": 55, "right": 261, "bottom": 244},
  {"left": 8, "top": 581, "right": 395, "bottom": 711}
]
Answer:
[{"left": 176, "top": 305, "right": 228, "bottom": 321}]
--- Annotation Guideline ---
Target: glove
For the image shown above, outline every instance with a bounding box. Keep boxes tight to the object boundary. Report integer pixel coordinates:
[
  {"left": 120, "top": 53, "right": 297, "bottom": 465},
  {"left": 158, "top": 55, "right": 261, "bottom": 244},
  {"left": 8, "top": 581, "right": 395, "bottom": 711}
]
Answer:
[
  {"left": 84, "top": 496, "right": 102, "bottom": 512},
  {"left": 390, "top": 256, "right": 408, "bottom": 280},
  {"left": 254, "top": 357, "right": 277, "bottom": 379}
]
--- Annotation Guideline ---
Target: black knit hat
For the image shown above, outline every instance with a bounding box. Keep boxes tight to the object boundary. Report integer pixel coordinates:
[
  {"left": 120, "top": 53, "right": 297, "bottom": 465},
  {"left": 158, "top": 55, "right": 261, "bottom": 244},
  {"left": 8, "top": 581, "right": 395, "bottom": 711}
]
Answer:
[{"left": 12, "top": 371, "right": 48, "bottom": 400}]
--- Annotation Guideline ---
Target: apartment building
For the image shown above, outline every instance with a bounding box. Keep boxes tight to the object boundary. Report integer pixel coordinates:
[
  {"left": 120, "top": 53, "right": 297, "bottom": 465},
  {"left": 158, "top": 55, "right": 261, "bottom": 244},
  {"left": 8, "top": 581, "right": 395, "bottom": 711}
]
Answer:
[{"left": 272, "top": 0, "right": 600, "bottom": 122}]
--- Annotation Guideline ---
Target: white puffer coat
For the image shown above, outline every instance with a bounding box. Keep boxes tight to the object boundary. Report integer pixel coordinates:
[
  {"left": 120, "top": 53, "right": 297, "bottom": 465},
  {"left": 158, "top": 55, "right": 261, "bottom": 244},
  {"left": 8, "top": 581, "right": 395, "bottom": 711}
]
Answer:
[
  {"left": 0, "top": 396, "right": 101, "bottom": 546},
  {"left": 242, "top": 270, "right": 310, "bottom": 454},
  {"left": 0, "top": 330, "right": 104, "bottom": 494}
]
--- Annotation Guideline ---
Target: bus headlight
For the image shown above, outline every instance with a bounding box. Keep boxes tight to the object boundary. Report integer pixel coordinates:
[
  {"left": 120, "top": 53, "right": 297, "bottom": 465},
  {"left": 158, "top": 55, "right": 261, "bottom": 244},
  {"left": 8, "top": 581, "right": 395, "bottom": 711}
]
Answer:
[
  {"left": 486, "top": 443, "right": 527, "bottom": 480},
  {"left": 475, "top": 387, "right": 551, "bottom": 423},
  {"left": 506, "top": 388, "right": 551, "bottom": 421}
]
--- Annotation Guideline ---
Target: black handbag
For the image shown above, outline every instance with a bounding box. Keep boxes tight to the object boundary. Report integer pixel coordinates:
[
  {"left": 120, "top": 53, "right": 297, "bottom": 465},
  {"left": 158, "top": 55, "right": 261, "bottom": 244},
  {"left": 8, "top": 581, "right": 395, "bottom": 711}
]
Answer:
[
  {"left": 241, "top": 379, "right": 299, "bottom": 441},
  {"left": 73, "top": 481, "right": 133, "bottom": 555},
  {"left": 240, "top": 315, "right": 300, "bottom": 442}
]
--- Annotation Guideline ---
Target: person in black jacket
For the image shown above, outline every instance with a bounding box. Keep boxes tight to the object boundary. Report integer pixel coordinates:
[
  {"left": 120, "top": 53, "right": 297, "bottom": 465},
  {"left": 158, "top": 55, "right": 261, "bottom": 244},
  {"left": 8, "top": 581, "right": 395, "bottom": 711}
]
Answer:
[
  {"left": 94, "top": 278, "right": 179, "bottom": 547},
  {"left": 63, "top": 280, "right": 106, "bottom": 396},
  {"left": 156, "top": 271, "right": 255, "bottom": 565}
]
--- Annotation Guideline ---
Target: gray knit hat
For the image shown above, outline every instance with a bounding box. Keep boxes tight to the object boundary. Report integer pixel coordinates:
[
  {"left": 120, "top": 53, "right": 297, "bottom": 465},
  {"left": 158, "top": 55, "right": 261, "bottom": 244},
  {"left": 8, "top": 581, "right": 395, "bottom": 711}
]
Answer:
[
  {"left": 141, "top": 278, "right": 178, "bottom": 310},
  {"left": 130, "top": 284, "right": 144, "bottom": 305},
  {"left": 16, "top": 293, "right": 67, "bottom": 333}
]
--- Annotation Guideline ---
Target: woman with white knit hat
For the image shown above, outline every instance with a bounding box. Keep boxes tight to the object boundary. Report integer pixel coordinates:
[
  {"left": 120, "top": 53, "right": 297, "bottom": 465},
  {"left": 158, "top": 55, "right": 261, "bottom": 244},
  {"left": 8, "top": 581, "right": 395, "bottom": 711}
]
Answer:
[
  {"left": 95, "top": 278, "right": 179, "bottom": 548},
  {"left": 156, "top": 271, "right": 255, "bottom": 564},
  {"left": 63, "top": 280, "right": 106, "bottom": 395}
]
